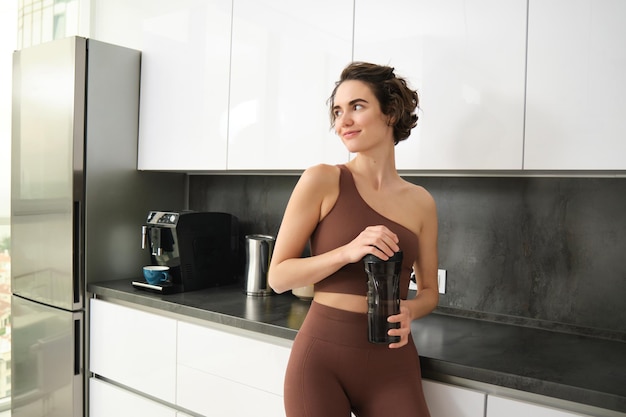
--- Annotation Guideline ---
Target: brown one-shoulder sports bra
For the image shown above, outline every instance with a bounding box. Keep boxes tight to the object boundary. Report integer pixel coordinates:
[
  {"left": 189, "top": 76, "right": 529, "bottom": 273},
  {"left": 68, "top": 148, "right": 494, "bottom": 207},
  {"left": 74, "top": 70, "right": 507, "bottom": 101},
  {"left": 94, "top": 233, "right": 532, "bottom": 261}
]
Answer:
[{"left": 311, "top": 165, "right": 419, "bottom": 299}]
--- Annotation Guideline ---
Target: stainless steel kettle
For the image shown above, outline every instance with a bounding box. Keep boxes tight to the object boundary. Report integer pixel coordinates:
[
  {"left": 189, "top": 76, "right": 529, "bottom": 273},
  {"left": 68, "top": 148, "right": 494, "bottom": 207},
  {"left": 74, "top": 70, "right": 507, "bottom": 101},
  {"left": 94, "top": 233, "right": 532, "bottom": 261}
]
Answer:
[{"left": 244, "top": 234, "right": 276, "bottom": 296}]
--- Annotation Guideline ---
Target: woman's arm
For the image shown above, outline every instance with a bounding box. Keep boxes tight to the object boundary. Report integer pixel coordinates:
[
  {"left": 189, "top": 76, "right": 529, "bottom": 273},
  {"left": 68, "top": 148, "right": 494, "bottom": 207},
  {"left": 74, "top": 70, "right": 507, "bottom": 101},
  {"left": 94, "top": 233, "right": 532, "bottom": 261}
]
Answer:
[
  {"left": 406, "top": 190, "right": 440, "bottom": 320},
  {"left": 268, "top": 164, "right": 342, "bottom": 293},
  {"left": 388, "top": 188, "right": 439, "bottom": 348}
]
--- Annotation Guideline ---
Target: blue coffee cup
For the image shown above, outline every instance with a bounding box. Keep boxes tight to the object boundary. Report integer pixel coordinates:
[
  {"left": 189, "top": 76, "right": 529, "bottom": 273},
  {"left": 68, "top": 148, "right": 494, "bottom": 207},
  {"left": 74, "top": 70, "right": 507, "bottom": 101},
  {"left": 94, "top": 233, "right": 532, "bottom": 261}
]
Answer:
[{"left": 143, "top": 265, "right": 170, "bottom": 285}]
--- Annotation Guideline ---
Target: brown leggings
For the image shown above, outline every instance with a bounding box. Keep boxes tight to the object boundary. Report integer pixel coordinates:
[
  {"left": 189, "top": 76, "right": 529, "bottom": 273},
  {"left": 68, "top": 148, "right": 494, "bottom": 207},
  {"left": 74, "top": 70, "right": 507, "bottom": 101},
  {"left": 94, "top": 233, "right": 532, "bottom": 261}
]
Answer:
[{"left": 284, "top": 301, "right": 431, "bottom": 417}]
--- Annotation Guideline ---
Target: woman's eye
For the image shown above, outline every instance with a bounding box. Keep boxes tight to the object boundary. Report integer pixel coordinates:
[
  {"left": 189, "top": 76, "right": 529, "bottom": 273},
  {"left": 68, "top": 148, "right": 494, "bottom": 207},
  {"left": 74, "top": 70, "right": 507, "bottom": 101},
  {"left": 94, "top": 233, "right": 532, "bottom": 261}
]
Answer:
[
  {"left": 333, "top": 109, "right": 343, "bottom": 118},
  {"left": 354, "top": 104, "right": 363, "bottom": 111}
]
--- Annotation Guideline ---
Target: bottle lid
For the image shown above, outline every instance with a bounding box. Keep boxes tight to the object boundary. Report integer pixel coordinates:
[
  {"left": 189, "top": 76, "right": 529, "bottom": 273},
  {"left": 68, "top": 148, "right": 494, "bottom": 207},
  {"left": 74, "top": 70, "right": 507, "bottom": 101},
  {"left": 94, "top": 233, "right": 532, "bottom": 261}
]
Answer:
[{"left": 363, "top": 250, "right": 403, "bottom": 264}]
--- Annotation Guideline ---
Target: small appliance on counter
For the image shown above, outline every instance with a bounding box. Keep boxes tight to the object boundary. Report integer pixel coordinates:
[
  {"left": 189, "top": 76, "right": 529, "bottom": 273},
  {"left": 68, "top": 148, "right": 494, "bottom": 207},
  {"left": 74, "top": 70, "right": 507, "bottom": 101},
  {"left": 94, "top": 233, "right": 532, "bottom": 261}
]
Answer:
[
  {"left": 244, "top": 234, "right": 276, "bottom": 296},
  {"left": 133, "top": 210, "right": 240, "bottom": 293}
]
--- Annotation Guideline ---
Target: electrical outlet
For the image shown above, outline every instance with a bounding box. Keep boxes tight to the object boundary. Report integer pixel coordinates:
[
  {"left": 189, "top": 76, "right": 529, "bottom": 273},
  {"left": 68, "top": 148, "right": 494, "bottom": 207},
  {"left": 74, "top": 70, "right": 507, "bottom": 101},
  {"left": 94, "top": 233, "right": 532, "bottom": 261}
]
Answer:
[
  {"left": 437, "top": 269, "right": 447, "bottom": 294},
  {"left": 409, "top": 270, "right": 417, "bottom": 291}
]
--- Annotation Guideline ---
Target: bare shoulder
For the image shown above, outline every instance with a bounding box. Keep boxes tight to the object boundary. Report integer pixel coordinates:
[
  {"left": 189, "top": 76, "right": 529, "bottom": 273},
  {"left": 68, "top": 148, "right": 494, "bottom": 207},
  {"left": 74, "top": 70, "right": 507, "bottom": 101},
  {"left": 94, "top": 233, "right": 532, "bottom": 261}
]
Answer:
[
  {"left": 300, "top": 164, "right": 340, "bottom": 185},
  {"left": 297, "top": 164, "right": 341, "bottom": 219},
  {"left": 401, "top": 180, "right": 437, "bottom": 215},
  {"left": 295, "top": 164, "right": 340, "bottom": 196}
]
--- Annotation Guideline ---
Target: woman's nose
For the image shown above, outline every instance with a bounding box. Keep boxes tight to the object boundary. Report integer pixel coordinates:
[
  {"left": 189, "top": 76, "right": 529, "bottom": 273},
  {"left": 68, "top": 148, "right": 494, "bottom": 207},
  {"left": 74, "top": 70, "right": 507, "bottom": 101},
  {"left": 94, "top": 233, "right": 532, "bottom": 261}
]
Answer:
[{"left": 337, "top": 112, "right": 353, "bottom": 128}]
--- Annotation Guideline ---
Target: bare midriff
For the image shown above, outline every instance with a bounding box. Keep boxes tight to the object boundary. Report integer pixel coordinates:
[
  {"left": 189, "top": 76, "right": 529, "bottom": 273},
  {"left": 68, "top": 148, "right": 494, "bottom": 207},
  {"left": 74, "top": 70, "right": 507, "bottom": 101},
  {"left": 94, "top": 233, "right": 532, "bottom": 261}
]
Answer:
[{"left": 313, "top": 291, "right": 368, "bottom": 313}]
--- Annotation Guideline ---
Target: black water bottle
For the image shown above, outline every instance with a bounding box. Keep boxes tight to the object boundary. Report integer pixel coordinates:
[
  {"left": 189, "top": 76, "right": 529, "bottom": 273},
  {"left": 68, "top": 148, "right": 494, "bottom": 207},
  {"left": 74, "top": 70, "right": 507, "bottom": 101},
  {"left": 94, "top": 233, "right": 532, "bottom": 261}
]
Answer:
[{"left": 363, "top": 251, "right": 403, "bottom": 344}]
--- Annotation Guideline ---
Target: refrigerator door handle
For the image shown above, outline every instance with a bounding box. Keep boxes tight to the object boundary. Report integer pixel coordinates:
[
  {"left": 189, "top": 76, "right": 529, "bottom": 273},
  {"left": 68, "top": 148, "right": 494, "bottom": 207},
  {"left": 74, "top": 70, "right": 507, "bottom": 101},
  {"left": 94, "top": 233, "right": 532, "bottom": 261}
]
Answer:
[
  {"left": 74, "top": 318, "right": 82, "bottom": 376},
  {"left": 73, "top": 200, "right": 83, "bottom": 306}
]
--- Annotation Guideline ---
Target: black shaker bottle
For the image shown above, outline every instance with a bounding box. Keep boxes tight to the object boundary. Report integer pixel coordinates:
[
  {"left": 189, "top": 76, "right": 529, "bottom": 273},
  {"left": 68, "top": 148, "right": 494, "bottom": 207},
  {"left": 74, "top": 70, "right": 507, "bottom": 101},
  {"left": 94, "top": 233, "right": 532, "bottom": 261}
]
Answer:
[{"left": 363, "top": 251, "right": 403, "bottom": 344}]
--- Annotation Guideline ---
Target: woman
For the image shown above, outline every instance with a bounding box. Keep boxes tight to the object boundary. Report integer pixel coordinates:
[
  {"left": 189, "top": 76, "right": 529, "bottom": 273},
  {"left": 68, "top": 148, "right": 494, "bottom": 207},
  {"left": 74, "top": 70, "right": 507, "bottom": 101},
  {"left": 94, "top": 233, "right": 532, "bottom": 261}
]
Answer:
[{"left": 268, "top": 62, "right": 439, "bottom": 417}]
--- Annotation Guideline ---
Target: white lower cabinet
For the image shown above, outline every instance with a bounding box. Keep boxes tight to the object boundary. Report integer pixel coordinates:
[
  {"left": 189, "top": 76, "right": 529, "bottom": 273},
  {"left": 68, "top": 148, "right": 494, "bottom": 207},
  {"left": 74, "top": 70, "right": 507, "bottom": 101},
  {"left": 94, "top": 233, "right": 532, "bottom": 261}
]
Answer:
[
  {"left": 89, "top": 299, "right": 611, "bottom": 417},
  {"left": 176, "top": 321, "right": 290, "bottom": 416},
  {"left": 177, "top": 365, "right": 284, "bottom": 416},
  {"left": 487, "top": 394, "right": 591, "bottom": 417},
  {"left": 89, "top": 298, "right": 177, "bottom": 403},
  {"left": 89, "top": 377, "right": 177, "bottom": 417},
  {"left": 89, "top": 299, "right": 291, "bottom": 417},
  {"left": 423, "top": 379, "right": 486, "bottom": 417}
]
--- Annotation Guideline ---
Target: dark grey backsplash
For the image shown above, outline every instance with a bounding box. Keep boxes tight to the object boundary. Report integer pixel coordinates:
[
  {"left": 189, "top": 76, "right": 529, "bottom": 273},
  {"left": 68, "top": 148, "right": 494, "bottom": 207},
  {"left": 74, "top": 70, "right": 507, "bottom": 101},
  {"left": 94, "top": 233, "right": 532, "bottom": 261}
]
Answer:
[
  {"left": 189, "top": 175, "right": 298, "bottom": 237},
  {"left": 189, "top": 174, "right": 626, "bottom": 339}
]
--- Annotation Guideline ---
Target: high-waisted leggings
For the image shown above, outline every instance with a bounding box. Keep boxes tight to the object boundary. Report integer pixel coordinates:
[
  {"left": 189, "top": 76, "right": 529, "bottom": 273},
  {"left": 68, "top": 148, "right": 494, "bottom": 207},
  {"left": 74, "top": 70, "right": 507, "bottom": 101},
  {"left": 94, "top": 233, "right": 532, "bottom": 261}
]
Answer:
[{"left": 284, "top": 301, "right": 431, "bottom": 417}]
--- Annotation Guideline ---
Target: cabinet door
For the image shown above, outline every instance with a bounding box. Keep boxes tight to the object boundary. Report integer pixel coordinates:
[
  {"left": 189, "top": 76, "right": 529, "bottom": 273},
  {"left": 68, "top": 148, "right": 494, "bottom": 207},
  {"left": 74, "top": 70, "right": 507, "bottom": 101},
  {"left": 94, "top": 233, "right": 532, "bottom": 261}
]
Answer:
[
  {"left": 89, "top": 299, "right": 177, "bottom": 403},
  {"left": 176, "top": 321, "right": 291, "bottom": 395},
  {"left": 92, "top": 0, "right": 232, "bottom": 171},
  {"left": 228, "top": 0, "right": 351, "bottom": 170},
  {"left": 525, "top": 0, "right": 626, "bottom": 170},
  {"left": 423, "top": 379, "right": 486, "bottom": 417},
  {"left": 89, "top": 378, "right": 177, "bottom": 417},
  {"left": 135, "top": 0, "right": 232, "bottom": 170},
  {"left": 176, "top": 321, "right": 290, "bottom": 415},
  {"left": 177, "top": 364, "right": 285, "bottom": 417},
  {"left": 487, "top": 394, "right": 590, "bottom": 417},
  {"left": 354, "top": 0, "right": 527, "bottom": 170}
]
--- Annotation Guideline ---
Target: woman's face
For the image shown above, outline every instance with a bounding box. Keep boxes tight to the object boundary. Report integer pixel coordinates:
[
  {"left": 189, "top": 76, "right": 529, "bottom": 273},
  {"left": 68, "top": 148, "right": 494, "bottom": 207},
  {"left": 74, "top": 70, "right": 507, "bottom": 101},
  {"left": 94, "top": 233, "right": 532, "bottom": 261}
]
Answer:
[{"left": 332, "top": 80, "right": 393, "bottom": 153}]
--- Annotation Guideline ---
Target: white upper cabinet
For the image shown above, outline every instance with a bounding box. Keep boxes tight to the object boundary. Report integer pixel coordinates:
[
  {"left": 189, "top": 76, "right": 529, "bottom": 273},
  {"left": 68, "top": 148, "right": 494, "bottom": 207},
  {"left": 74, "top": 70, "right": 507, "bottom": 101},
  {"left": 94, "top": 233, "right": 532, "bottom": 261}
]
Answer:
[
  {"left": 137, "top": 0, "right": 232, "bottom": 170},
  {"left": 93, "top": 0, "right": 233, "bottom": 171},
  {"left": 524, "top": 0, "right": 626, "bottom": 170},
  {"left": 353, "top": 0, "right": 527, "bottom": 170},
  {"left": 227, "top": 0, "right": 351, "bottom": 170}
]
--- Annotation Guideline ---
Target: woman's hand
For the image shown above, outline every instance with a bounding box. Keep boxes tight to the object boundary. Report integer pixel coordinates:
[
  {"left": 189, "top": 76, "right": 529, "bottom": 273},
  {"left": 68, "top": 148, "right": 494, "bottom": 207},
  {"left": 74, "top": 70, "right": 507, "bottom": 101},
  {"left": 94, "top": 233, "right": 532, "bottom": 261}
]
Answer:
[
  {"left": 387, "top": 305, "right": 412, "bottom": 349},
  {"left": 343, "top": 225, "right": 400, "bottom": 263}
]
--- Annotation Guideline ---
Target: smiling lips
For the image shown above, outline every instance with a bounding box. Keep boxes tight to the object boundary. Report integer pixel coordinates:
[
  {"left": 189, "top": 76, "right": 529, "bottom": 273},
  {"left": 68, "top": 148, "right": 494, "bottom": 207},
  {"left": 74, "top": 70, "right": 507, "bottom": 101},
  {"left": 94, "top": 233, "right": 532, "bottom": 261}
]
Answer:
[{"left": 342, "top": 130, "right": 360, "bottom": 140}]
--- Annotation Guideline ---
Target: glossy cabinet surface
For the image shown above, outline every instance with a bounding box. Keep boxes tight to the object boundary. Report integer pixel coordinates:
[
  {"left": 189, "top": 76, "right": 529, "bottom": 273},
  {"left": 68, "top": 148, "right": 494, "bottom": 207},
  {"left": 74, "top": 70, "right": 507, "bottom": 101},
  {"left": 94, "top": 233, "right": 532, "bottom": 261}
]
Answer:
[
  {"left": 89, "top": 298, "right": 177, "bottom": 403},
  {"left": 524, "top": 0, "right": 626, "bottom": 170},
  {"left": 177, "top": 321, "right": 290, "bottom": 395},
  {"left": 423, "top": 379, "right": 486, "bottom": 417},
  {"left": 353, "top": 0, "right": 527, "bottom": 170},
  {"left": 89, "top": 299, "right": 291, "bottom": 417},
  {"left": 136, "top": 0, "right": 232, "bottom": 170},
  {"left": 177, "top": 366, "right": 285, "bottom": 416},
  {"left": 93, "top": 1, "right": 626, "bottom": 173},
  {"left": 487, "top": 394, "right": 591, "bottom": 417},
  {"left": 176, "top": 320, "right": 290, "bottom": 416},
  {"left": 227, "top": 0, "right": 351, "bottom": 170},
  {"left": 92, "top": 0, "right": 232, "bottom": 171},
  {"left": 89, "top": 378, "right": 177, "bottom": 417}
]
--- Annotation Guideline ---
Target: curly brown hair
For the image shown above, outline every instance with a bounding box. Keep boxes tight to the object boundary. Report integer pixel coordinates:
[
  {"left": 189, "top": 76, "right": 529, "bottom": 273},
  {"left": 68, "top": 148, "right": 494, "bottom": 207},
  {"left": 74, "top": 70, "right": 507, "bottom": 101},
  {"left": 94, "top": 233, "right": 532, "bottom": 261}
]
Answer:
[{"left": 328, "top": 62, "right": 419, "bottom": 145}]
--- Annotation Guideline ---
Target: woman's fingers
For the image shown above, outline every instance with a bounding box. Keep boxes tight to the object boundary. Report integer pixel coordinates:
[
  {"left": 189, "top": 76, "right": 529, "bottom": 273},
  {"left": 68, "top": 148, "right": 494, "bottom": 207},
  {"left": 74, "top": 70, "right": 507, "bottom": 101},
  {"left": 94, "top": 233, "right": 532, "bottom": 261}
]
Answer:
[
  {"left": 360, "top": 225, "right": 400, "bottom": 258},
  {"left": 387, "top": 306, "right": 411, "bottom": 349}
]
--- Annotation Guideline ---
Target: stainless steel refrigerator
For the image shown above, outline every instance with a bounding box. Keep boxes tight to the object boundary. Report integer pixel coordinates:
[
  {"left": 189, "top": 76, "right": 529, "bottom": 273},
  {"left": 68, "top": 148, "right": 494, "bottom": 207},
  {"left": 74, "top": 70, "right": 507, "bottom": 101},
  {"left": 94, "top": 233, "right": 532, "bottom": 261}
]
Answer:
[{"left": 11, "top": 36, "right": 184, "bottom": 417}]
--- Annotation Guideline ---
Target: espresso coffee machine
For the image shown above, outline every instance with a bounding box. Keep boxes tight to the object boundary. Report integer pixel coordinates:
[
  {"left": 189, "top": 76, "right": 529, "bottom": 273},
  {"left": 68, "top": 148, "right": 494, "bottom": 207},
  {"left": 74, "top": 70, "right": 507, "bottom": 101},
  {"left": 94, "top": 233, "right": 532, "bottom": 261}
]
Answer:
[{"left": 133, "top": 210, "right": 240, "bottom": 293}]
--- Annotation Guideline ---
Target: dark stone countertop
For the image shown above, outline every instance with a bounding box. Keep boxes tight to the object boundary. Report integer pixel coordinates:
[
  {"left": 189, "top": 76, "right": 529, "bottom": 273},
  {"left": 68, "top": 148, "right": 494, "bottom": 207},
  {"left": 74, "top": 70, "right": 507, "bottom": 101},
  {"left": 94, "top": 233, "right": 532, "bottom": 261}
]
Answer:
[{"left": 87, "top": 279, "right": 626, "bottom": 414}]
